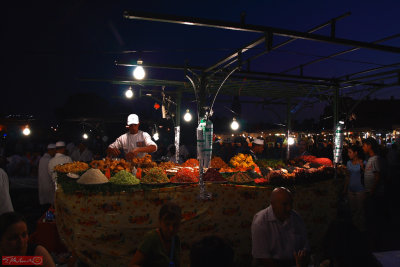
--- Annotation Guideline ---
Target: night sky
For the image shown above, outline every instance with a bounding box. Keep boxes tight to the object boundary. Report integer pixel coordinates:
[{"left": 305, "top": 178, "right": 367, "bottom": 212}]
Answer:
[{"left": 2, "top": 0, "right": 400, "bottom": 125}]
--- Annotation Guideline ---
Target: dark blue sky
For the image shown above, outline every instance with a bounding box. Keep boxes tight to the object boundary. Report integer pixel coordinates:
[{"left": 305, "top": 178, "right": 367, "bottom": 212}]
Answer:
[{"left": 2, "top": 0, "right": 400, "bottom": 125}]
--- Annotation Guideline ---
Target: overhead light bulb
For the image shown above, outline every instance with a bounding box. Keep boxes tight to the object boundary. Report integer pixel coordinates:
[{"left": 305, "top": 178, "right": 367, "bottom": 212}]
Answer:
[
  {"left": 231, "top": 118, "right": 239, "bottom": 130},
  {"left": 133, "top": 60, "right": 145, "bottom": 80},
  {"left": 22, "top": 126, "right": 31, "bottom": 136},
  {"left": 153, "top": 132, "right": 159, "bottom": 141},
  {"left": 125, "top": 87, "right": 134, "bottom": 98},
  {"left": 288, "top": 137, "right": 295, "bottom": 145},
  {"left": 83, "top": 133, "right": 89, "bottom": 139},
  {"left": 184, "top": 109, "right": 192, "bottom": 122}
]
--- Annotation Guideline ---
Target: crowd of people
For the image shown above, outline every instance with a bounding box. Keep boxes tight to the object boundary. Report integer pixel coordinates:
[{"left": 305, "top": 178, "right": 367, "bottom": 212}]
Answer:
[{"left": 0, "top": 123, "right": 399, "bottom": 266}]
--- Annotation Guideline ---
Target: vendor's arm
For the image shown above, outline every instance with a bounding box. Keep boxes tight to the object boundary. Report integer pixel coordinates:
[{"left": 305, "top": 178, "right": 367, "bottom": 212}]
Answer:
[
  {"left": 126, "top": 145, "right": 157, "bottom": 160},
  {"left": 107, "top": 136, "right": 124, "bottom": 157},
  {"left": 35, "top": 245, "right": 56, "bottom": 267}
]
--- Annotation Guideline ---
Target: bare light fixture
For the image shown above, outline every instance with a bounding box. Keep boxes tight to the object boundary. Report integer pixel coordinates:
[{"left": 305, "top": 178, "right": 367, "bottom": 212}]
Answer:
[
  {"left": 125, "top": 86, "right": 134, "bottom": 98},
  {"left": 183, "top": 109, "right": 192, "bottom": 122},
  {"left": 231, "top": 118, "right": 239, "bottom": 130},
  {"left": 133, "top": 59, "right": 145, "bottom": 80},
  {"left": 22, "top": 126, "right": 31, "bottom": 136}
]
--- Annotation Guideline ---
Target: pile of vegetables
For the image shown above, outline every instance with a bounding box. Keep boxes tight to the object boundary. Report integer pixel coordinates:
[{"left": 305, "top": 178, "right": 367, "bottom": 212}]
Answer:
[
  {"left": 230, "top": 154, "right": 256, "bottom": 171},
  {"left": 170, "top": 168, "right": 199, "bottom": 183},
  {"left": 181, "top": 159, "right": 199, "bottom": 167},
  {"left": 141, "top": 167, "right": 170, "bottom": 184},
  {"left": 210, "top": 157, "right": 229, "bottom": 169},
  {"left": 109, "top": 170, "right": 140, "bottom": 185},
  {"left": 55, "top": 162, "right": 89, "bottom": 173},
  {"left": 227, "top": 172, "right": 253, "bottom": 184},
  {"left": 90, "top": 159, "right": 132, "bottom": 173},
  {"left": 203, "top": 168, "right": 226, "bottom": 182}
]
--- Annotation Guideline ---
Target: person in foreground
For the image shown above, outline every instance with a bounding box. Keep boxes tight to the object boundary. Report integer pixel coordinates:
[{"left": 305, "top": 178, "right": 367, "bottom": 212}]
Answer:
[
  {"left": 252, "top": 187, "right": 310, "bottom": 267},
  {"left": 343, "top": 145, "right": 366, "bottom": 231},
  {"left": 107, "top": 114, "right": 157, "bottom": 160},
  {"left": 0, "top": 212, "right": 55, "bottom": 267},
  {"left": 129, "top": 202, "right": 181, "bottom": 267}
]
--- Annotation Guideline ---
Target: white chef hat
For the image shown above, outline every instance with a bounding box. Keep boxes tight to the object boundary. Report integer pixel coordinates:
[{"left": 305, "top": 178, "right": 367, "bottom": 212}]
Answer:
[
  {"left": 55, "top": 141, "right": 66, "bottom": 148},
  {"left": 253, "top": 138, "right": 264, "bottom": 145},
  {"left": 127, "top": 114, "right": 139, "bottom": 125},
  {"left": 47, "top": 143, "right": 56, "bottom": 149}
]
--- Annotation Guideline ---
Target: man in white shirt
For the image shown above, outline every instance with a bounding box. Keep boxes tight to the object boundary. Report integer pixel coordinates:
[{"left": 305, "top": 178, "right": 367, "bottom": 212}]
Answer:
[
  {"left": 71, "top": 142, "right": 93, "bottom": 162},
  {"left": 48, "top": 141, "right": 72, "bottom": 204},
  {"left": 107, "top": 114, "right": 157, "bottom": 160},
  {"left": 38, "top": 144, "right": 56, "bottom": 206},
  {"left": 0, "top": 156, "right": 14, "bottom": 215},
  {"left": 252, "top": 187, "right": 309, "bottom": 267}
]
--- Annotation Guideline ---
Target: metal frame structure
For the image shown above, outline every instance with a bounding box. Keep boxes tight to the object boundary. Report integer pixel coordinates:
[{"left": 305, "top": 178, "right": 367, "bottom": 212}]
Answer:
[
  {"left": 105, "top": 11, "right": 400, "bottom": 197},
  {"left": 119, "top": 10, "right": 400, "bottom": 132}
]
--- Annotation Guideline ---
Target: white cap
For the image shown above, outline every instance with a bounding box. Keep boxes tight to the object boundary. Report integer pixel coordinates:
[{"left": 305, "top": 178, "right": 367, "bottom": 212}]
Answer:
[
  {"left": 253, "top": 138, "right": 264, "bottom": 145},
  {"left": 47, "top": 144, "right": 56, "bottom": 149},
  {"left": 127, "top": 114, "right": 139, "bottom": 125},
  {"left": 56, "top": 141, "right": 66, "bottom": 148}
]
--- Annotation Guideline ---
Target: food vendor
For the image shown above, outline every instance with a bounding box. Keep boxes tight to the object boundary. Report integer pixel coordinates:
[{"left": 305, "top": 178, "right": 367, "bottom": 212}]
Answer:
[
  {"left": 107, "top": 114, "right": 157, "bottom": 160},
  {"left": 251, "top": 138, "right": 266, "bottom": 160}
]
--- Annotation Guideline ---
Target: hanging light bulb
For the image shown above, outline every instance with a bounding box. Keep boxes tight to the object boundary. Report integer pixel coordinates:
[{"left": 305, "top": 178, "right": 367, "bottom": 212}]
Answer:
[
  {"left": 288, "top": 137, "right": 295, "bottom": 145},
  {"left": 133, "top": 59, "right": 145, "bottom": 80},
  {"left": 83, "top": 133, "right": 89, "bottom": 139},
  {"left": 153, "top": 132, "right": 159, "bottom": 141},
  {"left": 231, "top": 118, "right": 239, "bottom": 130},
  {"left": 183, "top": 109, "right": 192, "bottom": 122},
  {"left": 22, "top": 126, "right": 31, "bottom": 136},
  {"left": 125, "top": 87, "right": 134, "bottom": 98}
]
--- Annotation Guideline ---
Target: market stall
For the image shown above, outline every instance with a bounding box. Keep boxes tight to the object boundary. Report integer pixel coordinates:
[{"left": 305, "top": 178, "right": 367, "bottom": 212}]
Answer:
[{"left": 55, "top": 156, "right": 344, "bottom": 266}]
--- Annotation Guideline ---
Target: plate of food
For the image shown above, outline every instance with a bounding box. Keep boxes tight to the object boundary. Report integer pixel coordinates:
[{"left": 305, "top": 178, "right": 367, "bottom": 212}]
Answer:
[{"left": 67, "top": 172, "right": 80, "bottom": 179}]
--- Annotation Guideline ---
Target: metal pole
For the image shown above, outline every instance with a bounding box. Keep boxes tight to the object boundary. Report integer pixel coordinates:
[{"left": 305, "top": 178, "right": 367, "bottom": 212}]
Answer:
[
  {"left": 286, "top": 98, "right": 291, "bottom": 160},
  {"left": 197, "top": 75, "right": 211, "bottom": 200},
  {"left": 282, "top": 34, "right": 400, "bottom": 74},
  {"left": 175, "top": 89, "right": 182, "bottom": 163},
  {"left": 123, "top": 11, "right": 400, "bottom": 54},
  {"left": 333, "top": 86, "right": 339, "bottom": 130},
  {"left": 227, "top": 12, "right": 352, "bottom": 73}
]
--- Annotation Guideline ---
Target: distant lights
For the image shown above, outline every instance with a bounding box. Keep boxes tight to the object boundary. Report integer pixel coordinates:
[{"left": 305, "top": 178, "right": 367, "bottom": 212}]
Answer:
[
  {"left": 288, "top": 137, "right": 295, "bottom": 146},
  {"left": 125, "top": 87, "right": 134, "bottom": 98},
  {"left": 153, "top": 132, "right": 159, "bottom": 141},
  {"left": 83, "top": 133, "right": 89, "bottom": 139}
]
